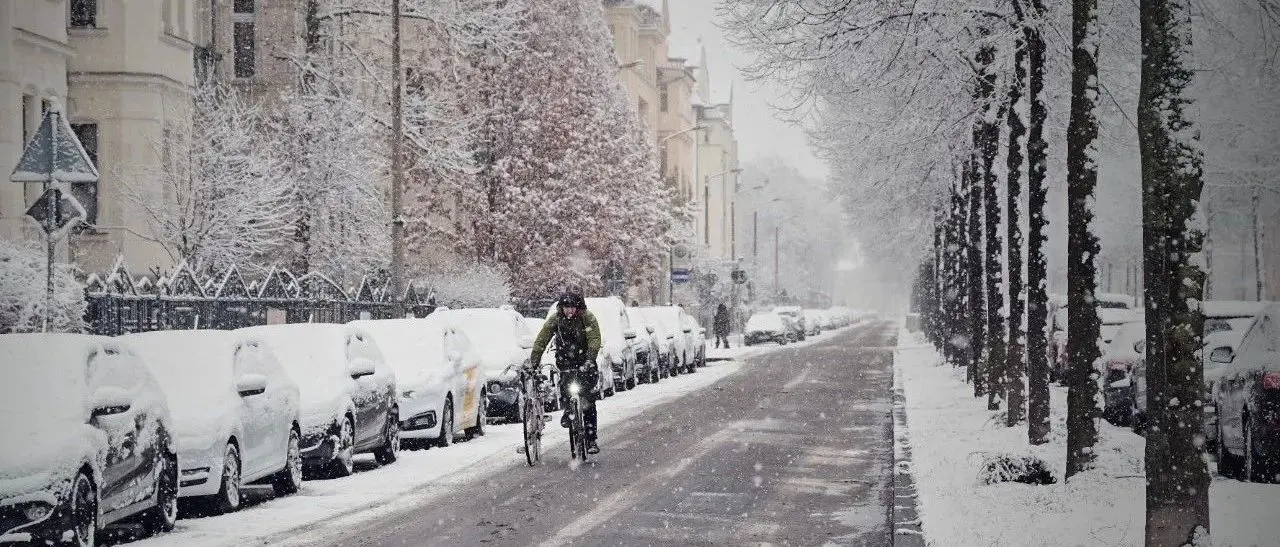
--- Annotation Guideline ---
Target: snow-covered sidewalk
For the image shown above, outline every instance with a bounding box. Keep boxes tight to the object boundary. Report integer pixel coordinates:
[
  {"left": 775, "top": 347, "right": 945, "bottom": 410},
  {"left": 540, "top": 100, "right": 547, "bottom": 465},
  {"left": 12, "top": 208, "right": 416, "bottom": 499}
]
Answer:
[
  {"left": 133, "top": 332, "right": 839, "bottom": 547},
  {"left": 895, "top": 329, "right": 1280, "bottom": 547}
]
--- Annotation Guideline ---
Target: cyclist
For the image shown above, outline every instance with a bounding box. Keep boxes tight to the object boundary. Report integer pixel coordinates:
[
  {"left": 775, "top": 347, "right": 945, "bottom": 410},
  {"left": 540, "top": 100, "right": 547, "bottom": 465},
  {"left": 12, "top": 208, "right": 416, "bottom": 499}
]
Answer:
[{"left": 528, "top": 288, "right": 603, "bottom": 454}]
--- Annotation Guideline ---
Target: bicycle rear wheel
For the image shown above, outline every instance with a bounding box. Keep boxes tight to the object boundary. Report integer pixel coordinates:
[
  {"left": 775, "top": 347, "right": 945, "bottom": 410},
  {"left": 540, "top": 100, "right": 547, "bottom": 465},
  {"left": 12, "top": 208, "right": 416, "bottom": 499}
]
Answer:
[
  {"left": 522, "top": 397, "right": 541, "bottom": 466},
  {"left": 571, "top": 398, "right": 588, "bottom": 463}
]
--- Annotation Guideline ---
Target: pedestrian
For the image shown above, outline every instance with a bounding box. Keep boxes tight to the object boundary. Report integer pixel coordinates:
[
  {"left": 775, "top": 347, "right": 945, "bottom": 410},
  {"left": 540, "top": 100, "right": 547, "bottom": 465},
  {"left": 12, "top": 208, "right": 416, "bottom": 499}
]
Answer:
[{"left": 713, "top": 303, "right": 731, "bottom": 349}]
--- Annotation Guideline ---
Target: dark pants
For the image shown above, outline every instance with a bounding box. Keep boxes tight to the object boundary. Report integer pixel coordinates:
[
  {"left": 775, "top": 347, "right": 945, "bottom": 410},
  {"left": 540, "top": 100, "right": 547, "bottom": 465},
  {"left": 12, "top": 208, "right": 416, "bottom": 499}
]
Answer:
[
  {"left": 715, "top": 333, "right": 730, "bottom": 348},
  {"left": 558, "top": 367, "right": 599, "bottom": 441}
]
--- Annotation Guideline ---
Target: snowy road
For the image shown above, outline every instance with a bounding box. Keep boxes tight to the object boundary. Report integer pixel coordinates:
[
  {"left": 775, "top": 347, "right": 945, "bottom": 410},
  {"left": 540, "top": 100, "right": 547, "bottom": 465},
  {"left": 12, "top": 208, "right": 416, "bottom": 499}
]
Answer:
[{"left": 284, "top": 321, "right": 898, "bottom": 546}]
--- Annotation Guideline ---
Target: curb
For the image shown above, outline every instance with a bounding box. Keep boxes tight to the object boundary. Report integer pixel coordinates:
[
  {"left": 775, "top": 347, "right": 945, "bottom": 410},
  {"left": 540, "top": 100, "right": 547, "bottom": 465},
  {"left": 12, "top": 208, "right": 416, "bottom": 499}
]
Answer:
[{"left": 891, "top": 351, "right": 926, "bottom": 546}]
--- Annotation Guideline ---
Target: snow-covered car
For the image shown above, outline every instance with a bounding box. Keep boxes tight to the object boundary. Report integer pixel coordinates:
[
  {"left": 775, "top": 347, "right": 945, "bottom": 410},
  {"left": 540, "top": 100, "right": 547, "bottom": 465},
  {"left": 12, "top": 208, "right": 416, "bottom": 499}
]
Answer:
[
  {"left": 237, "top": 324, "right": 399, "bottom": 478},
  {"left": 683, "top": 312, "right": 707, "bottom": 367},
  {"left": 1213, "top": 302, "right": 1280, "bottom": 482},
  {"left": 125, "top": 330, "right": 302, "bottom": 513},
  {"left": 1094, "top": 319, "right": 1144, "bottom": 427},
  {"left": 1202, "top": 306, "right": 1267, "bottom": 448},
  {"left": 1, "top": 334, "right": 178, "bottom": 545},
  {"left": 803, "top": 309, "right": 825, "bottom": 336},
  {"left": 744, "top": 313, "right": 790, "bottom": 346},
  {"left": 629, "top": 306, "right": 674, "bottom": 380},
  {"left": 582, "top": 297, "right": 641, "bottom": 391},
  {"left": 434, "top": 307, "right": 544, "bottom": 422},
  {"left": 640, "top": 306, "right": 697, "bottom": 374},
  {"left": 1097, "top": 292, "right": 1137, "bottom": 310},
  {"left": 773, "top": 306, "right": 807, "bottom": 341},
  {"left": 350, "top": 317, "right": 485, "bottom": 449}
]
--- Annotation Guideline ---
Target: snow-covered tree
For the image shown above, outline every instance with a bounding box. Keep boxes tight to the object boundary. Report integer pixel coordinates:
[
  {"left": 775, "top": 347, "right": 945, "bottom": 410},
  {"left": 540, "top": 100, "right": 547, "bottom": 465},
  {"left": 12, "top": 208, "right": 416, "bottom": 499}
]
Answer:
[
  {"left": 0, "top": 240, "right": 85, "bottom": 333},
  {"left": 124, "top": 82, "right": 295, "bottom": 274}
]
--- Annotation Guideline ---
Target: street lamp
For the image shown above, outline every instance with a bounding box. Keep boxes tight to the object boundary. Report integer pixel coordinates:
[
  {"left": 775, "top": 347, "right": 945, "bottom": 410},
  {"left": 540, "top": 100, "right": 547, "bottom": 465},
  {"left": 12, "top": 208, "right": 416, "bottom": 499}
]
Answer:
[
  {"left": 660, "top": 125, "right": 706, "bottom": 143},
  {"left": 617, "top": 59, "right": 645, "bottom": 71}
]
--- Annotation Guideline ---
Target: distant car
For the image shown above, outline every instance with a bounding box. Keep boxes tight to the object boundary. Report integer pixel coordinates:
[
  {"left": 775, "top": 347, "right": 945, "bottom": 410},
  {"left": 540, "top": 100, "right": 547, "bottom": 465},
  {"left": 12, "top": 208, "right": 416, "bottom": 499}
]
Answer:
[
  {"left": 773, "top": 306, "right": 806, "bottom": 341},
  {"left": 126, "top": 330, "right": 302, "bottom": 513},
  {"left": 745, "top": 313, "right": 791, "bottom": 346},
  {"left": 683, "top": 312, "right": 707, "bottom": 367},
  {"left": 238, "top": 324, "right": 399, "bottom": 478},
  {"left": 1097, "top": 292, "right": 1137, "bottom": 310},
  {"left": 434, "top": 307, "right": 548, "bottom": 421},
  {"left": 803, "top": 309, "right": 825, "bottom": 336},
  {"left": 628, "top": 306, "right": 667, "bottom": 383},
  {"left": 640, "top": 306, "right": 698, "bottom": 374},
  {"left": 1094, "top": 320, "right": 1144, "bottom": 427},
  {"left": 1196, "top": 302, "right": 1267, "bottom": 448},
  {"left": 350, "top": 317, "right": 485, "bottom": 449},
  {"left": 585, "top": 297, "right": 641, "bottom": 390},
  {"left": 1213, "top": 302, "right": 1280, "bottom": 483},
  {"left": 1, "top": 334, "right": 178, "bottom": 545}
]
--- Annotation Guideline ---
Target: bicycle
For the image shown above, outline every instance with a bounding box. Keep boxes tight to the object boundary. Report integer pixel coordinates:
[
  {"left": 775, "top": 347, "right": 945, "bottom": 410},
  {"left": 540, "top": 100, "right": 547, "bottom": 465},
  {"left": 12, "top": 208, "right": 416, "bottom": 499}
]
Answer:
[
  {"left": 517, "top": 366, "right": 548, "bottom": 466},
  {"left": 564, "top": 377, "right": 589, "bottom": 464}
]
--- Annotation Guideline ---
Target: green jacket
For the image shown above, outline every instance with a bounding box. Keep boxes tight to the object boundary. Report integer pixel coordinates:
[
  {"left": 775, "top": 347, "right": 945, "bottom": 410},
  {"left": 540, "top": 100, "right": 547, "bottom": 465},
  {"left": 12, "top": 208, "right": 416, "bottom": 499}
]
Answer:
[{"left": 530, "top": 309, "right": 602, "bottom": 368}]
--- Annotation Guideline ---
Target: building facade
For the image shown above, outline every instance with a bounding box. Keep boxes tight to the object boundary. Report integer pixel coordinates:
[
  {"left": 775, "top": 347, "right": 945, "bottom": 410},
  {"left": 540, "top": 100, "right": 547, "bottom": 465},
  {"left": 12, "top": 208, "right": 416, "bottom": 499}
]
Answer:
[
  {"left": 2, "top": 0, "right": 205, "bottom": 274},
  {"left": 692, "top": 45, "right": 738, "bottom": 262}
]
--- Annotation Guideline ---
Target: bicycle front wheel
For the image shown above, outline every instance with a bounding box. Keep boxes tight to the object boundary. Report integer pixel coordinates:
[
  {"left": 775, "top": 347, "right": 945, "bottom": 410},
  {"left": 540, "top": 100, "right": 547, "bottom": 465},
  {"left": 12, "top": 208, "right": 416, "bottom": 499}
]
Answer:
[{"left": 522, "top": 397, "right": 541, "bottom": 466}]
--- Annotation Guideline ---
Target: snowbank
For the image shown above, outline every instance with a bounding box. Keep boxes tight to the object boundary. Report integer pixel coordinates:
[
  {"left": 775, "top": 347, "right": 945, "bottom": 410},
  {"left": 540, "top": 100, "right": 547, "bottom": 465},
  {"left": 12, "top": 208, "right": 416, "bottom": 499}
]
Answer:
[{"left": 895, "top": 329, "right": 1280, "bottom": 547}]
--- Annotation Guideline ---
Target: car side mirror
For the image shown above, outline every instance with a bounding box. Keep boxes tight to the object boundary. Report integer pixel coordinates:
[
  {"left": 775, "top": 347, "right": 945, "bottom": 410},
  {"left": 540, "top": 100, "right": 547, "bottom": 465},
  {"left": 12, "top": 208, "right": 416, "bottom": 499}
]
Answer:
[
  {"left": 349, "top": 359, "right": 377, "bottom": 378},
  {"left": 90, "top": 388, "right": 131, "bottom": 418},
  {"left": 1209, "top": 347, "right": 1234, "bottom": 364},
  {"left": 646, "top": 325, "right": 655, "bottom": 334},
  {"left": 683, "top": 327, "right": 692, "bottom": 334},
  {"left": 236, "top": 374, "right": 268, "bottom": 397},
  {"left": 518, "top": 335, "right": 535, "bottom": 350}
]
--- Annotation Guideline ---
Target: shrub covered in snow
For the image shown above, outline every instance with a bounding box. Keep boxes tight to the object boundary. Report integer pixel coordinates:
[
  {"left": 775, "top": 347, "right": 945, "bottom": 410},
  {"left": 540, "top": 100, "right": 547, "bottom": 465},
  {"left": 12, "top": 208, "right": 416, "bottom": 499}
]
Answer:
[
  {"left": 0, "top": 239, "right": 86, "bottom": 333},
  {"left": 977, "top": 452, "right": 1057, "bottom": 485}
]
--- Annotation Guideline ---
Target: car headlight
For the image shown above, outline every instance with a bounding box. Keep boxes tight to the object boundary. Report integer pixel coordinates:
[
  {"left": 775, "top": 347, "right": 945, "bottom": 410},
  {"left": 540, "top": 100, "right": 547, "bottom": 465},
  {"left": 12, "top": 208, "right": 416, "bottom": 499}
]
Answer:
[{"left": 22, "top": 501, "right": 54, "bottom": 522}]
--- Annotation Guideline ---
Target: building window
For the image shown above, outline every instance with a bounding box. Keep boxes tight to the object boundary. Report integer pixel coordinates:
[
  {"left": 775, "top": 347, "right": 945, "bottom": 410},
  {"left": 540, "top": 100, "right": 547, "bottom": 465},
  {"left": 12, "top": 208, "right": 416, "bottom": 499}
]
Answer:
[
  {"left": 69, "top": 0, "right": 96, "bottom": 28},
  {"left": 69, "top": 123, "right": 100, "bottom": 224},
  {"left": 233, "top": 1, "right": 255, "bottom": 78},
  {"left": 21, "top": 95, "right": 35, "bottom": 141},
  {"left": 659, "top": 84, "right": 668, "bottom": 112}
]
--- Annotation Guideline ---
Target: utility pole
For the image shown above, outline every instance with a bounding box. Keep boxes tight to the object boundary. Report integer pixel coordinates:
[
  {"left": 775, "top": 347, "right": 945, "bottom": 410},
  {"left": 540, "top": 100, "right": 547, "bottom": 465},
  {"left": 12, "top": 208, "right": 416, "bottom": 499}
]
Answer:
[
  {"left": 773, "top": 225, "right": 779, "bottom": 298},
  {"left": 389, "top": 0, "right": 407, "bottom": 316},
  {"left": 1254, "top": 189, "right": 1263, "bottom": 301}
]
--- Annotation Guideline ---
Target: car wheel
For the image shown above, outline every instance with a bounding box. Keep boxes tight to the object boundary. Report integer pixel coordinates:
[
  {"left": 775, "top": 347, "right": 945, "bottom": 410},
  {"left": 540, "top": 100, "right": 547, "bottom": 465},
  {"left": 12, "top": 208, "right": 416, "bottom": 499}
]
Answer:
[
  {"left": 436, "top": 400, "right": 455, "bottom": 448},
  {"left": 67, "top": 472, "right": 97, "bottom": 547},
  {"left": 466, "top": 393, "right": 487, "bottom": 439},
  {"left": 1218, "top": 420, "right": 1242, "bottom": 479},
  {"left": 208, "top": 443, "right": 241, "bottom": 514},
  {"left": 328, "top": 417, "right": 356, "bottom": 478},
  {"left": 272, "top": 429, "right": 304, "bottom": 496},
  {"left": 1244, "top": 414, "right": 1274, "bottom": 483},
  {"left": 374, "top": 410, "right": 400, "bottom": 465},
  {"left": 650, "top": 366, "right": 660, "bottom": 384},
  {"left": 141, "top": 451, "right": 178, "bottom": 534}
]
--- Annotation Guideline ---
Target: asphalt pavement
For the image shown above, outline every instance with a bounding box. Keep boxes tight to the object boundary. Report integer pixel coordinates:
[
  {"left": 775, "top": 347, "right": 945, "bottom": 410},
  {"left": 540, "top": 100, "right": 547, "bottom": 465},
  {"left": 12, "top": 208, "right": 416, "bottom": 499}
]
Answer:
[{"left": 309, "top": 321, "right": 900, "bottom": 547}]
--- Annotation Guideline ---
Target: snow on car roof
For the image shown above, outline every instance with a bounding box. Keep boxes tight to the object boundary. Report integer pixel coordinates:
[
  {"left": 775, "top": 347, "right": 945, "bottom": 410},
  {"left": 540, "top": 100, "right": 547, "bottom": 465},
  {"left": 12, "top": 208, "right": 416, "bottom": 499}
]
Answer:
[
  {"left": 124, "top": 330, "right": 237, "bottom": 430},
  {"left": 747, "top": 313, "right": 786, "bottom": 330},
  {"left": 1202, "top": 300, "right": 1269, "bottom": 319},
  {"left": 349, "top": 317, "right": 449, "bottom": 385},
  {"left": 0, "top": 333, "right": 102, "bottom": 425},
  {"left": 237, "top": 324, "right": 352, "bottom": 390},
  {"left": 1099, "top": 308, "right": 1143, "bottom": 325}
]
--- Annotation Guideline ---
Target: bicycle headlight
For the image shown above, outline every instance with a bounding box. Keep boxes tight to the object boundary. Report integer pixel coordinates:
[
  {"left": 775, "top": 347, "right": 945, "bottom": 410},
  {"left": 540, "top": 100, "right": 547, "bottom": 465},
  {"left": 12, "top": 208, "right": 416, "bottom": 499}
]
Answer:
[{"left": 568, "top": 382, "right": 581, "bottom": 395}]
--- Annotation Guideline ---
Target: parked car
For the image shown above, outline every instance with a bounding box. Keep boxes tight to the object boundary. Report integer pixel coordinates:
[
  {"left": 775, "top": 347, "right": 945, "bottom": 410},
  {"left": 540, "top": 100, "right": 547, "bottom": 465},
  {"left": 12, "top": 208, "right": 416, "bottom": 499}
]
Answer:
[
  {"left": 627, "top": 306, "right": 667, "bottom": 382},
  {"left": 641, "top": 306, "right": 698, "bottom": 374},
  {"left": 1213, "top": 302, "right": 1280, "bottom": 483},
  {"left": 1200, "top": 301, "right": 1267, "bottom": 448},
  {"left": 126, "top": 330, "right": 302, "bottom": 513},
  {"left": 582, "top": 297, "right": 641, "bottom": 390},
  {"left": 803, "top": 309, "right": 825, "bottom": 336},
  {"left": 745, "top": 313, "right": 791, "bottom": 346},
  {"left": 435, "top": 307, "right": 548, "bottom": 422},
  {"left": 1, "top": 334, "right": 178, "bottom": 545},
  {"left": 238, "top": 324, "right": 398, "bottom": 478},
  {"left": 1094, "top": 319, "right": 1144, "bottom": 427},
  {"left": 773, "top": 306, "right": 807, "bottom": 341},
  {"left": 1097, "top": 292, "right": 1137, "bottom": 310},
  {"left": 679, "top": 312, "right": 707, "bottom": 367},
  {"left": 350, "top": 317, "right": 485, "bottom": 449}
]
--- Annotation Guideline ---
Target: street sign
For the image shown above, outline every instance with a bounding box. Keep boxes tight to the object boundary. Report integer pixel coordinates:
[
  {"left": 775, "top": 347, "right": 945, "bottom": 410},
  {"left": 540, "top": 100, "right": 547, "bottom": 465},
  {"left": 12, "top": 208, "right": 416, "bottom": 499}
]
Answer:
[
  {"left": 671, "top": 268, "right": 691, "bottom": 283},
  {"left": 10, "top": 101, "right": 99, "bottom": 184},
  {"left": 731, "top": 269, "right": 747, "bottom": 284},
  {"left": 25, "top": 187, "right": 87, "bottom": 238}
]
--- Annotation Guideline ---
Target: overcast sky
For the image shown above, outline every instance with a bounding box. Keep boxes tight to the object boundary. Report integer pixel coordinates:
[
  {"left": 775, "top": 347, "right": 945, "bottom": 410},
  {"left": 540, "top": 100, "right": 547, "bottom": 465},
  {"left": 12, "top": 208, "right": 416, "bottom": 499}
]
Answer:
[{"left": 641, "top": 0, "right": 828, "bottom": 180}]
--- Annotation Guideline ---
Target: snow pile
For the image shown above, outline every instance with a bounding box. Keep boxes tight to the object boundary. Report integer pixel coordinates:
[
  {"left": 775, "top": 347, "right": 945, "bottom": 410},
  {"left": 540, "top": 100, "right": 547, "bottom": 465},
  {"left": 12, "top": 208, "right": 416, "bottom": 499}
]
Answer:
[
  {"left": 896, "top": 328, "right": 1280, "bottom": 546},
  {"left": 0, "top": 239, "right": 86, "bottom": 333}
]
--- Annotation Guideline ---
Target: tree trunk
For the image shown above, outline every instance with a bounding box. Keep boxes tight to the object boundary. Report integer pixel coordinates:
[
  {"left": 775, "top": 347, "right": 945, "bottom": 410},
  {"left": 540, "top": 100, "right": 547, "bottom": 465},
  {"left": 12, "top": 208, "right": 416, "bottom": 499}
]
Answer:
[
  {"left": 1065, "top": 0, "right": 1102, "bottom": 479},
  {"left": 974, "top": 43, "right": 1004, "bottom": 411},
  {"left": 1025, "top": 0, "right": 1052, "bottom": 445},
  {"left": 1005, "top": 9, "right": 1029, "bottom": 426},
  {"left": 1138, "top": 0, "right": 1211, "bottom": 543},
  {"left": 948, "top": 180, "right": 967, "bottom": 368},
  {"left": 966, "top": 158, "right": 988, "bottom": 396}
]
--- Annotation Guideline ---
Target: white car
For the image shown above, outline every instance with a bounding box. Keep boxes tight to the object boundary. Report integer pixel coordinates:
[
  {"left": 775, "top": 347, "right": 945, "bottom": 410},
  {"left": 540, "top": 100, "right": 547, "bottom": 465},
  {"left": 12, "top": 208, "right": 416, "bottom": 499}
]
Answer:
[
  {"left": 351, "top": 317, "right": 486, "bottom": 449},
  {"left": 640, "top": 306, "right": 698, "bottom": 374},
  {"left": 1, "top": 334, "right": 178, "bottom": 545},
  {"left": 803, "top": 309, "right": 825, "bottom": 336},
  {"left": 238, "top": 324, "right": 399, "bottom": 478},
  {"left": 126, "top": 330, "right": 303, "bottom": 513},
  {"left": 682, "top": 312, "right": 708, "bottom": 367},
  {"left": 773, "top": 306, "right": 807, "bottom": 341},
  {"left": 433, "top": 308, "right": 544, "bottom": 422},
  {"left": 584, "top": 297, "right": 641, "bottom": 391},
  {"left": 745, "top": 312, "right": 791, "bottom": 346},
  {"left": 629, "top": 306, "right": 674, "bottom": 380}
]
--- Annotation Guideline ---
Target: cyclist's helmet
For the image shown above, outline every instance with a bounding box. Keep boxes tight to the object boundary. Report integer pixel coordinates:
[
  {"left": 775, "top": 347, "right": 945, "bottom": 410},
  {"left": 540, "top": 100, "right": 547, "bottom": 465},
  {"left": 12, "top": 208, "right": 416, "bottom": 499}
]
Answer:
[{"left": 558, "top": 287, "right": 586, "bottom": 310}]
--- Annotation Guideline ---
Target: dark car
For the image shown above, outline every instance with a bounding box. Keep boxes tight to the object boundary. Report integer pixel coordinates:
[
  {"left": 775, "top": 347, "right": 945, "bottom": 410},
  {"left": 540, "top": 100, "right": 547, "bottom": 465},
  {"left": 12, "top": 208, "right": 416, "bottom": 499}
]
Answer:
[
  {"left": 1214, "top": 302, "right": 1280, "bottom": 483},
  {"left": 1, "top": 334, "right": 178, "bottom": 545},
  {"left": 239, "top": 324, "right": 400, "bottom": 477}
]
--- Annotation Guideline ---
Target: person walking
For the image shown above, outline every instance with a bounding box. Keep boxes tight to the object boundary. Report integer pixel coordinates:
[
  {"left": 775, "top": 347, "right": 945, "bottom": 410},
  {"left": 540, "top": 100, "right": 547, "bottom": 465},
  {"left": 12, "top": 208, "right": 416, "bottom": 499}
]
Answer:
[{"left": 713, "top": 303, "right": 731, "bottom": 349}]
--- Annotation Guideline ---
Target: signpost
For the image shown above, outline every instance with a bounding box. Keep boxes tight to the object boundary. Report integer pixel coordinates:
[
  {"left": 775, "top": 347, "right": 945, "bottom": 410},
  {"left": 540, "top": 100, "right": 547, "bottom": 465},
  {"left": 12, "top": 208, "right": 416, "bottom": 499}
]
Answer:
[
  {"left": 670, "top": 268, "right": 691, "bottom": 284},
  {"left": 9, "top": 98, "right": 99, "bottom": 331}
]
